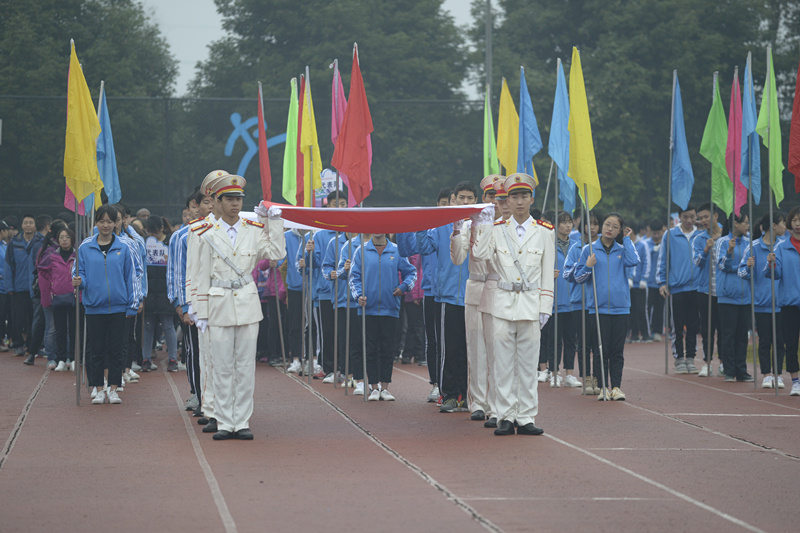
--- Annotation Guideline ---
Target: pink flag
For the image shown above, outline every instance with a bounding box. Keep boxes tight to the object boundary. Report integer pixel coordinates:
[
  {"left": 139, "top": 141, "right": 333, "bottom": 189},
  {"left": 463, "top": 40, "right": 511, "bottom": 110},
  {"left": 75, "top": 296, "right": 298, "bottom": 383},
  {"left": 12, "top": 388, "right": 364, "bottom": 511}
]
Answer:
[
  {"left": 330, "top": 52, "right": 373, "bottom": 206},
  {"left": 64, "top": 183, "right": 86, "bottom": 215},
  {"left": 725, "top": 73, "right": 746, "bottom": 216}
]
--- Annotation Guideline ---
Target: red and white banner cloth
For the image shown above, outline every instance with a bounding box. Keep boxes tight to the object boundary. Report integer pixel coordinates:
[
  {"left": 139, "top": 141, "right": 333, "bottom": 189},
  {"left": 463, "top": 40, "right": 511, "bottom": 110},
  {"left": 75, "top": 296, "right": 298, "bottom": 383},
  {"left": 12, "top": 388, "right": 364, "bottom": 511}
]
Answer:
[{"left": 259, "top": 202, "right": 491, "bottom": 234}]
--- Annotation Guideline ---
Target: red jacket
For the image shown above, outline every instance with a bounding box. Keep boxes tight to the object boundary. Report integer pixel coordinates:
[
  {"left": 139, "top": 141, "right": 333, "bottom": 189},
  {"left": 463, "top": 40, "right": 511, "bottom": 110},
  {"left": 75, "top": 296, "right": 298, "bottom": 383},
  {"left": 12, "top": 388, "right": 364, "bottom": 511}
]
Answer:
[
  {"left": 38, "top": 246, "right": 76, "bottom": 308},
  {"left": 403, "top": 254, "right": 424, "bottom": 303},
  {"left": 254, "top": 259, "right": 287, "bottom": 303}
]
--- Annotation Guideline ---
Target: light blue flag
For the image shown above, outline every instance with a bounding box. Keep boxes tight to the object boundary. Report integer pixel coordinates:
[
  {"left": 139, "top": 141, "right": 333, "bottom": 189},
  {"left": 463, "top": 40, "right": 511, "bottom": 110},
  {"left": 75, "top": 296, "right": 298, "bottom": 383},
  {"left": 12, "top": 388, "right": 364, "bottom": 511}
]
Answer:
[
  {"left": 741, "top": 55, "right": 761, "bottom": 205},
  {"left": 96, "top": 86, "right": 121, "bottom": 204},
  {"left": 671, "top": 75, "right": 694, "bottom": 210},
  {"left": 517, "top": 66, "right": 543, "bottom": 178},
  {"left": 548, "top": 60, "right": 575, "bottom": 214}
]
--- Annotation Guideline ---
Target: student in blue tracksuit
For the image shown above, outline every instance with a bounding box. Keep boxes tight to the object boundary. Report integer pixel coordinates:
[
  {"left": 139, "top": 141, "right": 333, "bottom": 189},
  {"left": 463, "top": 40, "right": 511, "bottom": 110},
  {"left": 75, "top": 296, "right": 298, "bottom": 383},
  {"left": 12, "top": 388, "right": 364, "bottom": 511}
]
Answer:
[
  {"left": 772, "top": 206, "right": 800, "bottom": 396},
  {"left": 645, "top": 219, "right": 667, "bottom": 341},
  {"left": 574, "top": 212, "right": 639, "bottom": 401},
  {"left": 628, "top": 231, "right": 651, "bottom": 343},
  {"left": 0, "top": 221, "right": 9, "bottom": 348},
  {"left": 284, "top": 228, "right": 309, "bottom": 374},
  {"left": 337, "top": 233, "right": 369, "bottom": 392},
  {"left": 72, "top": 205, "right": 141, "bottom": 405},
  {"left": 4, "top": 214, "right": 43, "bottom": 354},
  {"left": 739, "top": 212, "right": 786, "bottom": 389},
  {"left": 296, "top": 230, "right": 321, "bottom": 376},
  {"left": 350, "top": 233, "right": 416, "bottom": 401},
  {"left": 416, "top": 181, "right": 476, "bottom": 413},
  {"left": 564, "top": 209, "right": 601, "bottom": 394},
  {"left": 692, "top": 204, "right": 725, "bottom": 376},
  {"left": 656, "top": 205, "right": 700, "bottom": 374},
  {"left": 301, "top": 189, "right": 348, "bottom": 380},
  {"left": 541, "top": 210, "right": 583, "bottom": 388},
  {"left": 321, "top": 231, "right": 352, "bottom": 383},
  {"left": 716, "top": 213, "right": 753, "bottom": 382}
]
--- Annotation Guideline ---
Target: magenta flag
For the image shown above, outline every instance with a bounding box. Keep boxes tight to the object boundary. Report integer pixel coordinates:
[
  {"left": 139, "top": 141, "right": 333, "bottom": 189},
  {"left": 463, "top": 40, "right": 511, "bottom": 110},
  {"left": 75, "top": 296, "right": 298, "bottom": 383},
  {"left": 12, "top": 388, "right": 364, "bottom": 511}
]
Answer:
[{"left": 725, "top": 73, "right": 747, "bottom": 216}]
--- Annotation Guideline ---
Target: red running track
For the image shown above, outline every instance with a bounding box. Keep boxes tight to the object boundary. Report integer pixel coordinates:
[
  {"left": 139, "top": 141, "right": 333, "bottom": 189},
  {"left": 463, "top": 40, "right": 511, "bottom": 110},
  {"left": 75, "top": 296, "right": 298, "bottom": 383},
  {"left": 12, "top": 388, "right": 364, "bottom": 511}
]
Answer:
[{"left": 0, "top": 340, "right": 798, "bottom": 533}]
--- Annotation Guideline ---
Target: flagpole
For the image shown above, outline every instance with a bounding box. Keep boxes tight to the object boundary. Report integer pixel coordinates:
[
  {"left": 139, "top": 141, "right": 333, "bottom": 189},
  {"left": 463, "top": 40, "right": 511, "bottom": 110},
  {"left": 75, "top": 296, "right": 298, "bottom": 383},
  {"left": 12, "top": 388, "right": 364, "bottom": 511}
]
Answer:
[
  {"left": 580, "top": 196, "right": 588, "bottom": 395},
  {"left": 766, "top": 46, "right": 779, "bottom": 396},
  {"left": 542, "top": 159, "right": 554, "bottom": 210},
  {"left": 361, "top": 226, "right": 367, "bottom": 403},
  {"left": 308, "top": 229, "right": 314, "bottom": 384},
  {"left": 344, "top": 237, "right": 352, "bottom": 396},
  {"left": 274, "top": 264, "right": 287, "bottom": 372},
  {"left": 552, "top": 156, "right": 559, "bottom": 387},
  {"left": 664, "top": 70, "right": 677, "bottom": 375},
  {"left": 747, "top": 135, "right": 758, "bottom": 390},
  {"left": 333, "top": 58, "right": 341, "bottom": 388},
  {"left": 301, "top": 232, "right": 307, "bottom": 376},
  {"left": 706, "top": 72, "right": 718, "bottom": 377},
  {"left": 74, "top": 196, "right": 82, "bottom": 405},
  {"left": 585, "top": 184, "right": 607, "bottom": 399}
]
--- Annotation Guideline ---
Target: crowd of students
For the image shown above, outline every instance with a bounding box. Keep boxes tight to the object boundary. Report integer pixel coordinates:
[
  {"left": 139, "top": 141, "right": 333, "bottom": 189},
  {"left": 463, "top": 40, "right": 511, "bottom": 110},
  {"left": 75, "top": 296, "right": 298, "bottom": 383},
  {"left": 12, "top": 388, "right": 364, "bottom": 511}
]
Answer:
[{"left": 3, "top": 179, "right": 799, "bottom": 422}]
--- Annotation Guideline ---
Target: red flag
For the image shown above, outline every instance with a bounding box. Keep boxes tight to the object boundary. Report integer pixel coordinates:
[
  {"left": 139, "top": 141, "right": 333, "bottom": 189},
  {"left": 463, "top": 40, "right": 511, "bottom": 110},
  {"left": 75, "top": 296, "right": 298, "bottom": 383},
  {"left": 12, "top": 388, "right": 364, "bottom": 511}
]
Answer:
[
  {"left": 789, "top": 54, "right": 800, "bottom": 193},
  {"left": 64, "top": 184, "right": 86, "bottom": 215},
  {"left": 331, "top": 44, "right": 374, "bottom": 205},
  {"left": 295, "top": 75, "right": 305, "bottom": 206},
  {"left": 257, "top": 82, "right": 272, "bottom": 202},
  {"left": 725, "top": 73, "right": 746, "bottom": 216}
]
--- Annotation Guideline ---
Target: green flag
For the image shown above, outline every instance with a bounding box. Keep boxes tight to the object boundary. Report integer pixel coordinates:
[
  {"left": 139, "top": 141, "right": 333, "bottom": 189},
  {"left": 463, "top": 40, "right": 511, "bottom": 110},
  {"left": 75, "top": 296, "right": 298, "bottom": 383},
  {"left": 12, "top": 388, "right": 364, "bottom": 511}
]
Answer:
[
  {"left": 756, "top": 47, "right": 785, "bottom": 207},
  {"left": 699, "top": 76, "right": 734, "bottom": 215},
  {"left": 483, "top": 85, "right": 500, "bottom": 176},
  {"left": 282, "top": 78, "right": 299, "bottom": 205}
]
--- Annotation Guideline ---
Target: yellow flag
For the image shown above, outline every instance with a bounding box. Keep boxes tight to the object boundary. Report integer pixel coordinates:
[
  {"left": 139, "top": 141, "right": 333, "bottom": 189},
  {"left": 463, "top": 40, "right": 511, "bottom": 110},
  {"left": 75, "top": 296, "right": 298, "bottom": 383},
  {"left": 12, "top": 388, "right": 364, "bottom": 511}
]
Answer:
[
  {"left": 567, "top": 47, "right": 601, "bottom": 209},
  {"left": 496, "top": 78, "right": 519, "bottom": 174},
  {"left": 63, "top": 41, "right": 103, "bottom": 203},
  {"left": 300, "top": 69, "right": 322, "bottom": 207}
]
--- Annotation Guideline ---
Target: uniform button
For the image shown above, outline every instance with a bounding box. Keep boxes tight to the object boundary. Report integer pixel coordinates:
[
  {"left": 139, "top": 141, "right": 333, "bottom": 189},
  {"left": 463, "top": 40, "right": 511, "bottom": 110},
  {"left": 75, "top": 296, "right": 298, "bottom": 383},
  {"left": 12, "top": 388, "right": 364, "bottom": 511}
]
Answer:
[
  {"left": 233, "top": 252, "right": 236, "bottom": 256},
  {"left": 519, "top": 251, "right": 522, "bottom": 254},
  {"left": 234, "top": 292, "right": 238, "bottom": 296},
  {"left": 517, "top": 277, "right": 520, "bottom": 281}
]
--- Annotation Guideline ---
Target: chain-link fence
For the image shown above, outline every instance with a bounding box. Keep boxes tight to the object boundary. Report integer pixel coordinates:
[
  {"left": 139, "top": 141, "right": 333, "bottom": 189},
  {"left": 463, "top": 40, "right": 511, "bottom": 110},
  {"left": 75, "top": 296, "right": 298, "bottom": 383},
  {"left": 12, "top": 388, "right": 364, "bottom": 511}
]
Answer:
[{"left": 0, "top": 95, "right": 485, "bottom": 224}]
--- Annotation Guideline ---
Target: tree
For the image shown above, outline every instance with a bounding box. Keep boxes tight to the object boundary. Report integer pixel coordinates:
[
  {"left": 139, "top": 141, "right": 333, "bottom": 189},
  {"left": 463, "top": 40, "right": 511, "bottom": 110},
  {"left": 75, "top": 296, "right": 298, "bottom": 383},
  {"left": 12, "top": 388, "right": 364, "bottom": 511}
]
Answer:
[
  {"left": 469, "top": 0, "right": 799, "bottom": 221},
  {"left": 187, "top": 0, "right": 479, "bottom": 206},
  {"left": 0, "top": 0, "right": 177, "bottom": 211}
]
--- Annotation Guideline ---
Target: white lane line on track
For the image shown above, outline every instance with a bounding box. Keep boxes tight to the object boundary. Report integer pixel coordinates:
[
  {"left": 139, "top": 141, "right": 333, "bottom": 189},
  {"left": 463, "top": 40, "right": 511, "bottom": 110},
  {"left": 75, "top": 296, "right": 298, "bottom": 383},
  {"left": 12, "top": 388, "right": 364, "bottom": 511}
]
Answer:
[
  {"left": 626, "top": 367, "right": 800, "bottom": 413},
  {"left": 665, "top": 413, "right": 800, "bottom": 417},
  {"left": 164, "top": 370, "right": 238, "bottom": 533},
  {"left": 624, "top": 402, "right": 800, "bottom": 461},
  {"left": 287, "top": 374, "right": 505, "bottom": 533},
  {"left": 394, "top": 366, "right": 429, "bottom": 382},
  {"left": 545, "top": 434, "right": 768, "bottom": 533},
  {"left": 461, "top": 497, "right": 674, "bottom": 501},
  {"left": 0, "top": 368, "right": 50, "bottom": 471},
  {"left": 588, "top": 448, "right": 751, "bottom": 451}
]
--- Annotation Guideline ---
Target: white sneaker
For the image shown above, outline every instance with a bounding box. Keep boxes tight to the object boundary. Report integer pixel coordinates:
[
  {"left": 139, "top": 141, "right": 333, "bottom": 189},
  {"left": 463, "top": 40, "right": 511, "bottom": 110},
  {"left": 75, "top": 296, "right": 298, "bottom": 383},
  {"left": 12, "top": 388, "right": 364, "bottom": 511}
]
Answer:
[
  {"left": 698, "top": 364, "right": 710, "bottom": 377},
  {"left": 67, "top": 360, "right": 75, "bottom": 371},
  {"left": 790, "top": 382, "right": 800, "bottom": 396},
  {"left": 128, "top": 370, "right": 139, "bottom": 380},
  {"left": 716, "top": 363, "right": 725, "bottom": 377},
  {"left": 55, "top": 361, "right": 68, "bottom": 372},
  {"left": 177, "top": 362, "right": 187, "bottom": 371},
  {"left": 149, "top": 362, "right": 158, "bottom": 370},
  {"left": 107, "top": 389, "right": 121, "bottom": 404},
  {"left": 426, "top": 385, "right": 440, "bottom": 403},
  {"left": 549, "top": 374, "right": 563, "bottom": 388},
  {"left": 777, "top": 376, "right": 785, "bottom": 389},
  {"left": 761, "top": 376, "right": 774, "bottom": 389},
  {"left": 380, "top": 389, "right": 395, "bottom": 401},
  {"left": 563, "top": 375, "right": 582, "bottom": 388},
  {"left": 537, "top": 370, "right": 550, "bottom": 382},
  {"left": 322, "top": 372, "right": 335, "bottom": 384},
  {"left": 368, "top": 389, "right": 380, "bottom": 401},
  {"left": 287, "top": 360, "right": 301, "bottom": 374},
  {"left": 314, "top": 364, "right": 324, "bottom": 375},
  {"left": 130, "top": 362, "right": 142, "bottom": 371},
  {"left": 91, "top": 386, "right": 98, "bottom": 399},
  {"left": 597, "top": 387, "right": 611, "bottom": 401},
  {"left": 354, "top": 382, "right": 365, "bottom": 395},
  {"left": 92, "top": 389, "right": 106, "bottom": 404},
  {"left": 116, "top": 383, "right": 124, "bottom": 392}
]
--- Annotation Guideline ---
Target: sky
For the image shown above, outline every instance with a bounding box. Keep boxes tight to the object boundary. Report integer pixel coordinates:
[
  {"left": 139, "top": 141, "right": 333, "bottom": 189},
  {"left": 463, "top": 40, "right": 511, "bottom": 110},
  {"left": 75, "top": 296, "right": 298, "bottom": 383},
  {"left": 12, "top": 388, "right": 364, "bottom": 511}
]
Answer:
[{"left": 139, "top": 0, "right": 476, "bottom": 97}]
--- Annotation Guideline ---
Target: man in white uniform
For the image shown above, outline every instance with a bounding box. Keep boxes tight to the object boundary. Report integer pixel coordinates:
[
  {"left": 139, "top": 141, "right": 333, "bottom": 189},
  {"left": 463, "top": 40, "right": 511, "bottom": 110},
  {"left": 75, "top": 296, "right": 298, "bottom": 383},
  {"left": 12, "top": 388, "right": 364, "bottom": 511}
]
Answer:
[
  {"left": 450, "top": 175, "right": 502, "bottom": 421},
  {"left": 193, "top": 175, "right": 285, "bottom": 440},
  {"left": 471, "top": 173, "right": 555, "bottom": 436}
]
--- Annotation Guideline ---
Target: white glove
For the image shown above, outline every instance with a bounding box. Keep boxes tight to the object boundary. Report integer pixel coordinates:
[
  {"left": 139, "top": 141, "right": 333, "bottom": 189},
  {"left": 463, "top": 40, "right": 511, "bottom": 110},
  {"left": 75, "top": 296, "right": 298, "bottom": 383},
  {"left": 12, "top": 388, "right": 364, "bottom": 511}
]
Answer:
[
  {"left": 453, "top": 219, "right": 464, "bottom": 232},
  {"left": 539, "top": 313, "right": 550, "bottom": 329},
  {"left": 480, "top": 205, "right": 495, "bottom": 224},
  {"left": 639, "top": 280, "right": 647, "bottom": 290},
  {"left": 254, "top": 202, "right": 269, "bottom": 218},
  {"left": 628, "top": 278, "right": 633, "bottom": 289},
  {"left": 267, "top": 206, "right": 282, "bottom": 219},
  {"left": 195, "top": 319, "right": 208, "bottom": 333},
  {"left": 187, "top": 303, "right": 197, "bottom": 324}
]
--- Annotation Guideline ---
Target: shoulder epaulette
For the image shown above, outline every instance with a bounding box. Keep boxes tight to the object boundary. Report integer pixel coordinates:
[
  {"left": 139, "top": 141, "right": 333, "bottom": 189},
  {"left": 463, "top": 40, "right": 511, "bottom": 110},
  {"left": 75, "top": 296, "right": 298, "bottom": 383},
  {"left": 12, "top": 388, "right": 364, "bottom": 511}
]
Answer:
[
  {"left": 188, "top": 217, "right": 203, "bottom": 225},
  {"left": 537, "top": 219, "right": 554, "bottom": 230},
  {"left": 494, "top": 220, "right": 506, "bottom": 226},
  {"left": 245, "top": 219, "right": 265, "bottom": 228},
  {"left": 197, "top": 225, "right": 212, "bottom": 236},
  {"left": 191, "top": 222, "right": 209, "bottom": 232}
]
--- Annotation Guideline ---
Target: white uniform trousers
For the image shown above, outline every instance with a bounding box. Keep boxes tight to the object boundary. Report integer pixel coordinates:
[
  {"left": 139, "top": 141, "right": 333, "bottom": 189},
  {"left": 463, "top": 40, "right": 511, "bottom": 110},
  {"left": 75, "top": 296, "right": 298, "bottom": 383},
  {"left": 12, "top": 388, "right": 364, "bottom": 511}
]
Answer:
[
  {"left": 492, "top": 316, "right": 539, "bottom": 425},
  {"left": 199, "top": 328, "right": 216, "bottom": 420},
  {"left": 481, "top": 311, "right": 498, "bottom": 419},
  {"left": 208, "top": 323, "right": 258, "bottom": 432},
  {"left": 465, "top": 303, "right": 490, "bottom": 414}
]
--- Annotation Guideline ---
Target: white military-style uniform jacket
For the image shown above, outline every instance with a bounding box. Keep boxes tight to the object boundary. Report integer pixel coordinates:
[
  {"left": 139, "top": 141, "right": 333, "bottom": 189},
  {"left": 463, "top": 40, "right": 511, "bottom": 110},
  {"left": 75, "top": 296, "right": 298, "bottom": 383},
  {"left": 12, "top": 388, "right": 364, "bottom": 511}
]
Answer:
[
  {"left": 194, "top": 216, "right": 285, "bottom": 327},
  {"left": 450, "top": 219, "right": 497, "bottom": 306},
  {"left": 471, "top": 216, "right": 555, "bottom": 322}
]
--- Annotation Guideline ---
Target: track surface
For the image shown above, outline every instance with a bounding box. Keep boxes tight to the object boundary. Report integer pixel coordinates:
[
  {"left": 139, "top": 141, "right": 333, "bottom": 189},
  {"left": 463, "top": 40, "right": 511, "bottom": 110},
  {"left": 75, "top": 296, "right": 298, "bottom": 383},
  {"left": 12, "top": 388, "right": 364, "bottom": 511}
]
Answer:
[{"left": 1, "top": 340, "right": 798, "bottom": 533}]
